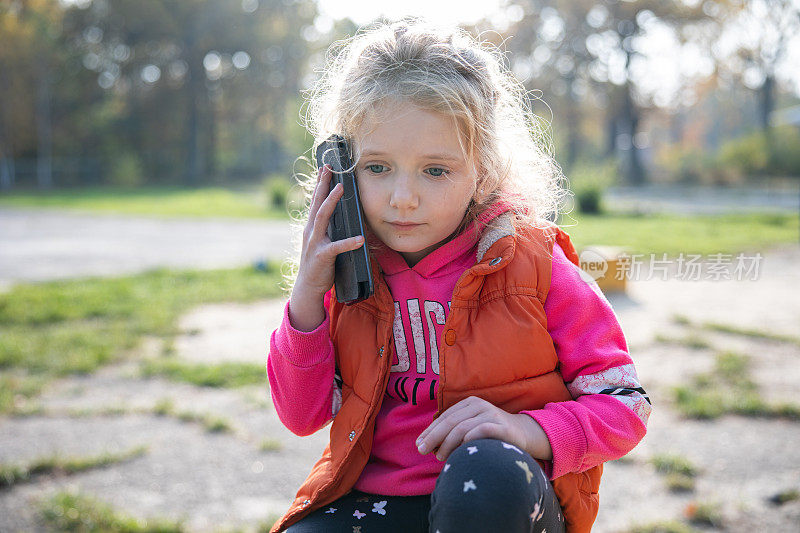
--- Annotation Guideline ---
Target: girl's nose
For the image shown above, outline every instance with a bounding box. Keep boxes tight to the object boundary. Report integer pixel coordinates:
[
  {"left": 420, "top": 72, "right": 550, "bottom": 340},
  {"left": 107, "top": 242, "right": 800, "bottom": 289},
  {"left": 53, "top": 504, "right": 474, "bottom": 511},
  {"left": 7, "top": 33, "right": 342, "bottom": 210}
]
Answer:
[{"left": 389, "top": 174, "right": 419, "bottom": 210}]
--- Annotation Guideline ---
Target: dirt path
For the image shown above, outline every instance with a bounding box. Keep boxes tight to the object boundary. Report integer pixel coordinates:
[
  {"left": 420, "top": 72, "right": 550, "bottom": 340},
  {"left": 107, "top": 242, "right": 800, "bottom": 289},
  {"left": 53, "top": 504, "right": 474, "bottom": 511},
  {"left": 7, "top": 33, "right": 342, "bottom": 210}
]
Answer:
[
  {"left": 0, "top": 208, "right": 295, "bottom": 288},
  {"left": 1, "top": 246, "right": 798, "bottom": 532}
]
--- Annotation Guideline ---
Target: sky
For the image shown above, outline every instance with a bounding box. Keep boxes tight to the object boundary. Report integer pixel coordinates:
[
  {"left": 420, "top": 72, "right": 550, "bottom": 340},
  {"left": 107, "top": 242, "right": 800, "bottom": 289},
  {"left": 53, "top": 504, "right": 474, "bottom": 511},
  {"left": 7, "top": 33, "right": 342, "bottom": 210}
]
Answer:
[
  {"left": 314, "top": 0, "right": 800, "bottom": 103},
  {"left": 315, "top": 0, "right": 506, "bottom": 27},
  {"left": 313, "top": 0, "right": 701, "bottom": 107}
]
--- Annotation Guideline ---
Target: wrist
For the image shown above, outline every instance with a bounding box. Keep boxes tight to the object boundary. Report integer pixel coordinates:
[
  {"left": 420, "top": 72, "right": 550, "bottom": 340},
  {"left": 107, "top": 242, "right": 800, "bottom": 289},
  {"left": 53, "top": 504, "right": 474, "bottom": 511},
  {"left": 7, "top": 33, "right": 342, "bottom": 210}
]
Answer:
[
  {"left": 517, "top": 413, "right": 553, "bottom": 461},
  {"left": 288, "top": 288, "right": 326, "bottom": 332}
]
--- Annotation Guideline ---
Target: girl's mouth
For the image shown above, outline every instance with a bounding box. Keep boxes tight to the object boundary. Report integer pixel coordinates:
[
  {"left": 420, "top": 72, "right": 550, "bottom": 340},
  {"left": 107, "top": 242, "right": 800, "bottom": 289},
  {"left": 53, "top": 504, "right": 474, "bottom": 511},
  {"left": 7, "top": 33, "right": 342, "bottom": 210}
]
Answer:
[{"left": 388, "top": 221, "right": 422, "bottom": 229}]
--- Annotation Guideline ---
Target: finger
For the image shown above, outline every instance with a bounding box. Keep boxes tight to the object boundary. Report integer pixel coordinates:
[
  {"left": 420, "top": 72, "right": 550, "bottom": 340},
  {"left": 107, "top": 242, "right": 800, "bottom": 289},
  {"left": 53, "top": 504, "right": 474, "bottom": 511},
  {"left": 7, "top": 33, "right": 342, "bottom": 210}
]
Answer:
[
  {"left": 439, "top": 423, "right": 508, "bottom": 462},
  {"left": 462, "top": 422, "right": 505, "bottom": 447},
  {"left": 417, "top": 398, "right": 476, "bottom": 447},
  {"left": 325, "top": 235, "right": 365, "bottom": 256},
  {"left": 418, "top": 402, "right": 482, "bottom": 455},
  {"left": 433, "top": 418, "right": 490, "bottom": 462},
  {"left": 311, "top": 182, "right": 344, "bottom": 240},
  {"left": 309, "top": 165, "right": 332, "bottom": 221}
]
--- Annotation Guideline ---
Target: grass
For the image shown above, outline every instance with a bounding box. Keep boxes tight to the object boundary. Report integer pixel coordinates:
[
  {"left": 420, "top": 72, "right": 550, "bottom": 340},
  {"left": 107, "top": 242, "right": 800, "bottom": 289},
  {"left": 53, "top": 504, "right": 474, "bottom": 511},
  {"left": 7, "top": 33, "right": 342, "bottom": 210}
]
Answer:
[
  {"left": 1, "top": 445, "right": 148, "bottom": 489},
  {"left": 140, "top": 358, "right": 266, "bottom": 388},
  {"left": 769, "top": 488, "right": 800, "bottom": 506},
  {"left": 153, "top": 398, "right": 175, "bottom": 416},
  {"left": 0, "top": 264, "right": 285, "bottom": 414},
  {"left": 40, "top": 491, "right": 185, "bottom": 532},
  {"left": 654, "top": 333, "right": 711, "bottom": 350},
  {"left": 563, "top": 211, "right": 798, "bottom": 256},
  {"left": 684, "top": 501, "right": 724, "bottom": 528},
  {"left": 671, "top": 314, "right": 692, "bottom": 326},
  {"left": 671, "top": 314, "right": 800, "bottom": 346},
  {"left": 652, "top": 454, "right": 698, "bottom": 477},
  {"left": 203, "top": 416, "right": 233, "bottom": 433},
  {"left": 623, "top": 521, "right": 698, "bottom": 533},
  {"left": 150, "top": 398, "right": 234, "bottom": 434},
  {"left": 673, "top": 351, "right": 800, "bottom": 420},
  {"left": 700, "top": 321, "right": 800, "bottom": 346},
  {"left": 651, "top": 454, "right": 698, "bottom": 493},
  {"left": 259, "top": 439, "right": 283, "bottom": 452},
  {"left": 0, "top": 185, "right": 288, "bottom": 219},
  {"left": 0, "top": 371, "right": 49, "bottom": 414},
  {"left": 64, "top": 406, "right": 129, "bottom": 417}
]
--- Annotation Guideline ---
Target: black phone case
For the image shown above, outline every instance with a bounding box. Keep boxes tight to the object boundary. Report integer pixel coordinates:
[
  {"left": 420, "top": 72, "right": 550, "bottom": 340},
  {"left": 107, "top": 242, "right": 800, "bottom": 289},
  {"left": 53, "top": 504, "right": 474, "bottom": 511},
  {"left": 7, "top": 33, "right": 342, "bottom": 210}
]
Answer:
[{"left": 315, "top": 134, "right": 374, "bottom": 304}]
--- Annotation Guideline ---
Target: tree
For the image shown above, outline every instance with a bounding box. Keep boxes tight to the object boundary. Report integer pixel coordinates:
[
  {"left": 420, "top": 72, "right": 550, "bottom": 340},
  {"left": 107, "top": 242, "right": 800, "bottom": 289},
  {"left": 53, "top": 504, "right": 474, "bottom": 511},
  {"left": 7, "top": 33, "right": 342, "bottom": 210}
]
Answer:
[
  {"left": 53, "top": 0, "right": 315, "bottom": 186},
  {"left": 710, "top": 0, "right": 800, "bottom": 136},
  {"left": 0, "top": 0, "right": 67, "bottom": 190},
  {"left": 493, "top": 0, "right": 707, "bottom": 184}
]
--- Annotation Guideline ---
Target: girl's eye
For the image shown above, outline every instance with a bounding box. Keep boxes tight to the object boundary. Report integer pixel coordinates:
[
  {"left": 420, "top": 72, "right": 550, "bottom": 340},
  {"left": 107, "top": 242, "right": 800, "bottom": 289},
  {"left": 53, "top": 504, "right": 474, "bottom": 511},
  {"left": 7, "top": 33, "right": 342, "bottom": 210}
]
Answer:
[
  {"left": 365, "top": 164, "right": 386, "bottom": 174},
  {"left": 426, "top": 167, "right": 449, "bottom": 177}
]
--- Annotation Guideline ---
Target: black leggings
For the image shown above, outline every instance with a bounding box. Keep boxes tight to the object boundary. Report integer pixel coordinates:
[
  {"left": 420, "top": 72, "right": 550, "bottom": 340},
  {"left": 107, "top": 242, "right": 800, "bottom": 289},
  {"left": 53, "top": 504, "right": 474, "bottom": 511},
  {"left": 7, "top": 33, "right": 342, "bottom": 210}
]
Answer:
[{"left": 284, "top": 438, "right": 564, "bottom": 533}]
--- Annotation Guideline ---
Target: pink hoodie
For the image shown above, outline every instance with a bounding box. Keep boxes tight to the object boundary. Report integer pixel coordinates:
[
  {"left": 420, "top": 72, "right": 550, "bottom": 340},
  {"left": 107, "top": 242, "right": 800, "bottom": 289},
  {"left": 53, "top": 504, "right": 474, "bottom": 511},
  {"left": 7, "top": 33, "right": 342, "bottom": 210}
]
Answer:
[{"left": 267, "top": 213, "right": 650, "bottom": 496}]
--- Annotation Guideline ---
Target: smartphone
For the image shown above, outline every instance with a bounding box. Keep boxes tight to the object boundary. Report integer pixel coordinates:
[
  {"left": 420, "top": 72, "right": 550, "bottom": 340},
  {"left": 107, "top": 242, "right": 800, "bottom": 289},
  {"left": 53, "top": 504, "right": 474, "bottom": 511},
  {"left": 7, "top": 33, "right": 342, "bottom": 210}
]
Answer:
[{"left": 315, "top": 134, "right": 374, "bottom": 305}]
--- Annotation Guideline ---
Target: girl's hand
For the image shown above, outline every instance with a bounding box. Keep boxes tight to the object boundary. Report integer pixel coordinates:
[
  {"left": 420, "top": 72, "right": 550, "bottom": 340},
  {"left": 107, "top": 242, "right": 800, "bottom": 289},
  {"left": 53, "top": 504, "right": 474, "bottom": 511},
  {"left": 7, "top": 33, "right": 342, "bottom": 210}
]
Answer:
[
  {"left": 289, "top": 165, "right": 365, "bottom": 332},
  {"left": 415, "top": 396, "right": 553, "bottom": 462}
]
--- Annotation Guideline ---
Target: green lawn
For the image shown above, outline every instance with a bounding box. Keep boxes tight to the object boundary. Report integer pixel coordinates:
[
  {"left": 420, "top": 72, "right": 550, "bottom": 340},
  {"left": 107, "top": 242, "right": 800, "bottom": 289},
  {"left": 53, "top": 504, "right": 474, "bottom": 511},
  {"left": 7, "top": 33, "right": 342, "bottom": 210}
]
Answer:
[
  {"left": 0, "top": 264, "right": 286, "bottom": 414},
  {"left": 563, "top": 212, "right": 798, "bottom": 256},
  {"left": 0, "top": 185, "right": 288, "bottom": 219}
]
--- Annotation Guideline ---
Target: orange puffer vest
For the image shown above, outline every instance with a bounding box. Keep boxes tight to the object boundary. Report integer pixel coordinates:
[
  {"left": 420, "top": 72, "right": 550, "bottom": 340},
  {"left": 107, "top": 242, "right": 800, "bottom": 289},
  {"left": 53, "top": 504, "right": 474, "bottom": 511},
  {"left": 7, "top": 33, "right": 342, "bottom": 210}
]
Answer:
[{"left": 270, "top": 216, "right": 602, "bottom": 533}]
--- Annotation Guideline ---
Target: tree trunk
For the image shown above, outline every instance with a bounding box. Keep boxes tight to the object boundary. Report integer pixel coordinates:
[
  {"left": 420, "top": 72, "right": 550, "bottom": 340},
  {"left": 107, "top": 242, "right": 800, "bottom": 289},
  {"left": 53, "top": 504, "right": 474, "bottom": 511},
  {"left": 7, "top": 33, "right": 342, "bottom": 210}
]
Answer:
[
  {"left": 184, "top": 19, "right": 203, "bottom": 187},
  {"left": 0, "top": 67, "right": 14, "bottom": 190},
  {"left": 563, "top": 72, "right": 580, "bottom": 168},
  {"left": 760, "top": 73, "right": 775, "bottom": 166},
  {"left": 205, "top": 90, "right": 217, "bottom": 183},
  {"left": 35, "top": 62, "right": 53, "bottom": 190},
  {"left": 605, "top": 114, "right": 617, "bottom": 158},
  {"left": 621, "top": 83, "right": 646, "bottom": 185}
]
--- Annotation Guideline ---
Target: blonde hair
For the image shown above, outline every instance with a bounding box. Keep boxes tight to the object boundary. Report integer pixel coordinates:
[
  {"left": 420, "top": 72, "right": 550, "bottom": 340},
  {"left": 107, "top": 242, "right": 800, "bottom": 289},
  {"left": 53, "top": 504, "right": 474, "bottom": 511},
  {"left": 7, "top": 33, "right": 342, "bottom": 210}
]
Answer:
[{"left": 285, "top": 17, "right": 567, "bottom": 288}]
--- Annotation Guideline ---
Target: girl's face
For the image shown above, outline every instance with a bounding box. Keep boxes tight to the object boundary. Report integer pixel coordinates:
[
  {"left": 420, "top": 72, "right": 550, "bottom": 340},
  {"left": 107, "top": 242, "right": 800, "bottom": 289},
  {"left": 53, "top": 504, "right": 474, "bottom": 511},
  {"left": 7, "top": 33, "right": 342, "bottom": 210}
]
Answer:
[{"left": 355, "top": 100, "right": 478, "bottom": 266}]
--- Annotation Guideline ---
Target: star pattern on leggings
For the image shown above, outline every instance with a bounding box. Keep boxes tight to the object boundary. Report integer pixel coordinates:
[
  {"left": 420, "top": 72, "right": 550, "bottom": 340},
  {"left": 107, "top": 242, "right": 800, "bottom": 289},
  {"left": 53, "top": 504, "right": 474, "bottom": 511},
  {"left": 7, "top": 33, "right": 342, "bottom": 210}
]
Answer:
[
  {"left": 324, "top": 507, "right": 336, "bottom": 514},
  {"left": 467, "top": 446, "right": 479, "bottom": 455},
  {"left": 353, "top": 510, "right": 365, "bottom": 519},
  {"left": 443, "top": 463, "right": 450, "bottom": 472},
  {"left": 352, "top": 527, "right": 361, "bottom": 533},
  {"left": 516, "top": 460, "right": 534, "bottom": 483},
  {"left": 502, "top": 441, "right": 524, "bottom": 454},
  {"left": 372, "top": 500, "right": 387, "bottom": 515},
  {"left": 463, "top": 479, "right": 477, "bottom": 492},
  {"left": 530, "top": 497, "right": 545, "bottom": 523}
]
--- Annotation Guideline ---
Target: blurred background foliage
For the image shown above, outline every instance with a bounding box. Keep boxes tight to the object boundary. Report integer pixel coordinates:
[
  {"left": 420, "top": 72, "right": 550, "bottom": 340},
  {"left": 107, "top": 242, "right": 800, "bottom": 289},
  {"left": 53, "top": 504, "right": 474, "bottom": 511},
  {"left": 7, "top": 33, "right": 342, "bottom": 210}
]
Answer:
[{"left": 0, "top": 0, "right": 799, "bottom": 200}]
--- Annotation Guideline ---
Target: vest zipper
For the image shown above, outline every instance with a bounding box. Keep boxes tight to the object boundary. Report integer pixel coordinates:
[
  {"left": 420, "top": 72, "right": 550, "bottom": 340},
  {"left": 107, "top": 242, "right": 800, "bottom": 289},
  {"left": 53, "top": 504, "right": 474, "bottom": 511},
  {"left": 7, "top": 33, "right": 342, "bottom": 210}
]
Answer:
[{"left": 288, "top": 325, "right": 394, "bottom": 526}]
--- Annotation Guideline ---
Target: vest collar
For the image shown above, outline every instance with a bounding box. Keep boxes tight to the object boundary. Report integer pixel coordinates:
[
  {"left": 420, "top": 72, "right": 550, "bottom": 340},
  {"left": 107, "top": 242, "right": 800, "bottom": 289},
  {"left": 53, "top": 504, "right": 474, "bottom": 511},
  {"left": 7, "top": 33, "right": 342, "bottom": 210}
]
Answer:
[{"left": 476, "top": 212, "right": 516, "bottom": 263}]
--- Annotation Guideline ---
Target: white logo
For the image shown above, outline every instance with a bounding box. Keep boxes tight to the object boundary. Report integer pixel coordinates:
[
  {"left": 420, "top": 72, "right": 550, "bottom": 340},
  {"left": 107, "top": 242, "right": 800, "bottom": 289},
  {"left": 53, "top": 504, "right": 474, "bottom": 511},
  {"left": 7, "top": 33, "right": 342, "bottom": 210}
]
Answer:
[{"left": 579, "top": 249, "right": 608, "bottom": 281}]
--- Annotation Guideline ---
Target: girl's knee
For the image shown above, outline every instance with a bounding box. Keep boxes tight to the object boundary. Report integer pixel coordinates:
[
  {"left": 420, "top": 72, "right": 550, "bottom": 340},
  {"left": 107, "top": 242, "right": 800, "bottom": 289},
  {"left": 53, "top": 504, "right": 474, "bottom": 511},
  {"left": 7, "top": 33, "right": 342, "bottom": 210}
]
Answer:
[
  {"left": 431, "top": 439, "right": 561, "bottom": 531},
  {"left": 437, "top": 438, "right": 545, "bottom": 496}
]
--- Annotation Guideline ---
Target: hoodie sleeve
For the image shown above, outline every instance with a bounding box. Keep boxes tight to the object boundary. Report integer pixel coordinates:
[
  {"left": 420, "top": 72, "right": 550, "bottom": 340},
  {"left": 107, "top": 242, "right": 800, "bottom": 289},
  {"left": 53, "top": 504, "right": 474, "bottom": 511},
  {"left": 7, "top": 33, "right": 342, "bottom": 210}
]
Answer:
[
  {"left": 266, "top": 290, "right": 342, "bottom": 436},
  {"left": 520, "top": 243, "right": 651, "bottom": 480}
]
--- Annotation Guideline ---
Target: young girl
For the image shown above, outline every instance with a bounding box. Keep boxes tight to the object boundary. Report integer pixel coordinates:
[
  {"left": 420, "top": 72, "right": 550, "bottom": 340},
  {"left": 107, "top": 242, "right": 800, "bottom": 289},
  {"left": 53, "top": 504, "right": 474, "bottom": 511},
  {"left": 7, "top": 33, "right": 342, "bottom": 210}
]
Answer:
[{"left": 267, "top": 18, "right": 651, "bottom": 533}]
